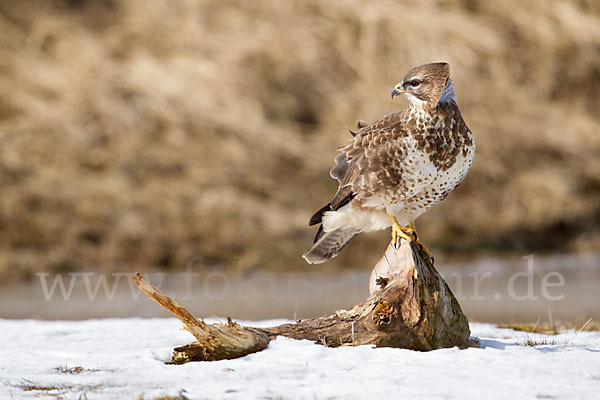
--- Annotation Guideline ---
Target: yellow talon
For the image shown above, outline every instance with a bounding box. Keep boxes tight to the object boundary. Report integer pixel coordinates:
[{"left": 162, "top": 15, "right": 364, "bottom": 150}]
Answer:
[
  {"left": 388, "top": 216, "right": 434, "bottom": 265},
  {"left": 389, "top": 216, "right": 416, "bottom": 247}
]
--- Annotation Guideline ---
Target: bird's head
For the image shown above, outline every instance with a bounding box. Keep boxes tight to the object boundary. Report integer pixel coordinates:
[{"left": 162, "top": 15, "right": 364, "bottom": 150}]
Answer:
[{"left": 391, "top": 62, "right": 454, "bottom": 108}]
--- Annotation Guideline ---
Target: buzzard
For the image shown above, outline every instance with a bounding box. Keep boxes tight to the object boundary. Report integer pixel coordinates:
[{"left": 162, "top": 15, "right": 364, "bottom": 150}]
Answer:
[{"left": 303, "top": 62, "right": 475, "bottom": 264}]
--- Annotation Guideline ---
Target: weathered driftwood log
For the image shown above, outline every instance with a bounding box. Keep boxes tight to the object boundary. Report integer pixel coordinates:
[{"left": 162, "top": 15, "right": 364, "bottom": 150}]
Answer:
[{"left": 133, "top": 239, "right": 471, "bottom": 364}]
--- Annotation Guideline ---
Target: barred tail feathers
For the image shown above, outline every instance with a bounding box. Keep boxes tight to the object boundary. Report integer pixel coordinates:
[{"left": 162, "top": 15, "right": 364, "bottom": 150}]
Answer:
[{"left": 302, "top": 228, "right": 359, "bottom": 264}]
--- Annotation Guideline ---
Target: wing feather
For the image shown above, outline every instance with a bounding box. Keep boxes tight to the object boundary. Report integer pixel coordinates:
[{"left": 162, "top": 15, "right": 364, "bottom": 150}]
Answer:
[{"left": 309, "top": 111, "right": 418, "bottom": 225}]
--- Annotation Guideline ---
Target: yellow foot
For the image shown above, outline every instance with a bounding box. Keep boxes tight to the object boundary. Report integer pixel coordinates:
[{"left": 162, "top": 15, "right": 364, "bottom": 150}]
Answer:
[
  {"left": 389, "top": 217, "right": 416, "bottom": 249},
  {"left": 389, "top": 217, "right": 435, "bottom": 265}
]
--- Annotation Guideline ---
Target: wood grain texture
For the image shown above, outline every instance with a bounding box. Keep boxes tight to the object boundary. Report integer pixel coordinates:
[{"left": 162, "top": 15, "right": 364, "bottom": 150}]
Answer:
[{"left": 134, "top": 239, "right": 471, "bottom": 363}]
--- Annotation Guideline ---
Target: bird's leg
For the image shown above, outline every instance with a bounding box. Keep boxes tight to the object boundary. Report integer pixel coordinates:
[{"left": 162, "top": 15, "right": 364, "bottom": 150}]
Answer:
[
  {"left": 388, "top": 217, "right": 434, "bottom": 265},
  {"left": 388, "top": 216, "right": 414, "bottom": 250}
]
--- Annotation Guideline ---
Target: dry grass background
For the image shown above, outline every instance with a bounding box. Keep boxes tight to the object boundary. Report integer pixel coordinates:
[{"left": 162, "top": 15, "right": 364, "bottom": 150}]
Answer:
[{"left": 0, "top": 0, "right": 599, "bottom": 281}]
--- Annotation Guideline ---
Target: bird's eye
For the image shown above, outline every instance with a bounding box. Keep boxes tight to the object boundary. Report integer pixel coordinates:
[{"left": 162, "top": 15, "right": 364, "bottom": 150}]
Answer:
[{"left": 410, "top": 80, "right": 421, "bottom": 87}]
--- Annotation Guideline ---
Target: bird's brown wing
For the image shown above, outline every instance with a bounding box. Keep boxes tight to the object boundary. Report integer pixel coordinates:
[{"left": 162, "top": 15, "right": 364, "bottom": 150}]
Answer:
[{"left": 309, "top": 112, "right": 407, "bottom": 228}]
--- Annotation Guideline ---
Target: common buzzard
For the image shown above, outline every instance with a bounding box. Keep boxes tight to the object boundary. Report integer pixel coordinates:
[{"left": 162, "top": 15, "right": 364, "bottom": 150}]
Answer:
[{"left": 303, "top": 62, "right": 475, "bottom": 264}]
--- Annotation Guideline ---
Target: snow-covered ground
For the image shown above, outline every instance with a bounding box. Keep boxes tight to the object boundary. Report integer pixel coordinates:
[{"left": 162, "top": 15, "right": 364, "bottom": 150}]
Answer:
[{"left": 1, "top": 318, "right": 599, "bottom": 399}]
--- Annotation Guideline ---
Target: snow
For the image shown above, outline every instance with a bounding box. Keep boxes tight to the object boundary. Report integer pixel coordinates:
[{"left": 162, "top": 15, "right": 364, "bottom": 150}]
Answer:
[{"left": 1, "top": 318, "right": 599, "bottom": 399}]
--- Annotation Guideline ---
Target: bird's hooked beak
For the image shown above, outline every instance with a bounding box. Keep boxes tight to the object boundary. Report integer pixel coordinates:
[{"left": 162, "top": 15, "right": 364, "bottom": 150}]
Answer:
[{"left": 391, "top": 84, "right": 410, "bottom": 99}]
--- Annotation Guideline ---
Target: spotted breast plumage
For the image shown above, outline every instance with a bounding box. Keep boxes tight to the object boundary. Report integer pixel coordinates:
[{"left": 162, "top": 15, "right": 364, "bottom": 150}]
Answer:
[{"left": 303, "top": 62, "right": 475, "bottom": 264}]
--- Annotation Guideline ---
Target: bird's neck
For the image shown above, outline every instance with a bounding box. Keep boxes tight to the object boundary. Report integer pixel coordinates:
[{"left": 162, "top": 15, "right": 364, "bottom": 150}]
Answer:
[
  {"left": 406, "top": 101, "right": 435, "bottom": 119},
  {"left": 437, "top": 79, "right": 457, "bottom": 106}
]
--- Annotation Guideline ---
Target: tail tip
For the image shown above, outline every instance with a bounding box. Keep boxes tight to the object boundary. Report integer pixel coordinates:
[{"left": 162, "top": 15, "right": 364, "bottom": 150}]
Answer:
[{"left": 302, "top": 251, "right": 328, "bottom": 264}]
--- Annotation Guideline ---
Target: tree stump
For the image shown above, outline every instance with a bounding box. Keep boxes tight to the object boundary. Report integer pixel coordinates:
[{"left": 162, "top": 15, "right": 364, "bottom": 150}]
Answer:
[{"left": 134, "top": 239, "right": 471, "bottom": 364}]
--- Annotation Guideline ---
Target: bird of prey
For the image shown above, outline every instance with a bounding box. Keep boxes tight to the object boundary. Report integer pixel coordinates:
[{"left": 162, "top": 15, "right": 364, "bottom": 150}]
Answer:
[{"left": 303, "top": 62, "right": 475, "bottom": 264}]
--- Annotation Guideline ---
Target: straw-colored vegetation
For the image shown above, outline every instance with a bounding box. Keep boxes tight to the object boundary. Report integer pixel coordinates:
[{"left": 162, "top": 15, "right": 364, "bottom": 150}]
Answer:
[
  {"left": 499, "top": 318, "right": 600, "bottom": 335},
  {"left": 1, "top": 0, "right": 599, "bottom": 280},
  {"left": 23, "top": 385, "right": 61, "bottom": 392},
  {"left": 520, "top": 338, "right": 556, "bottom": 347}
]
